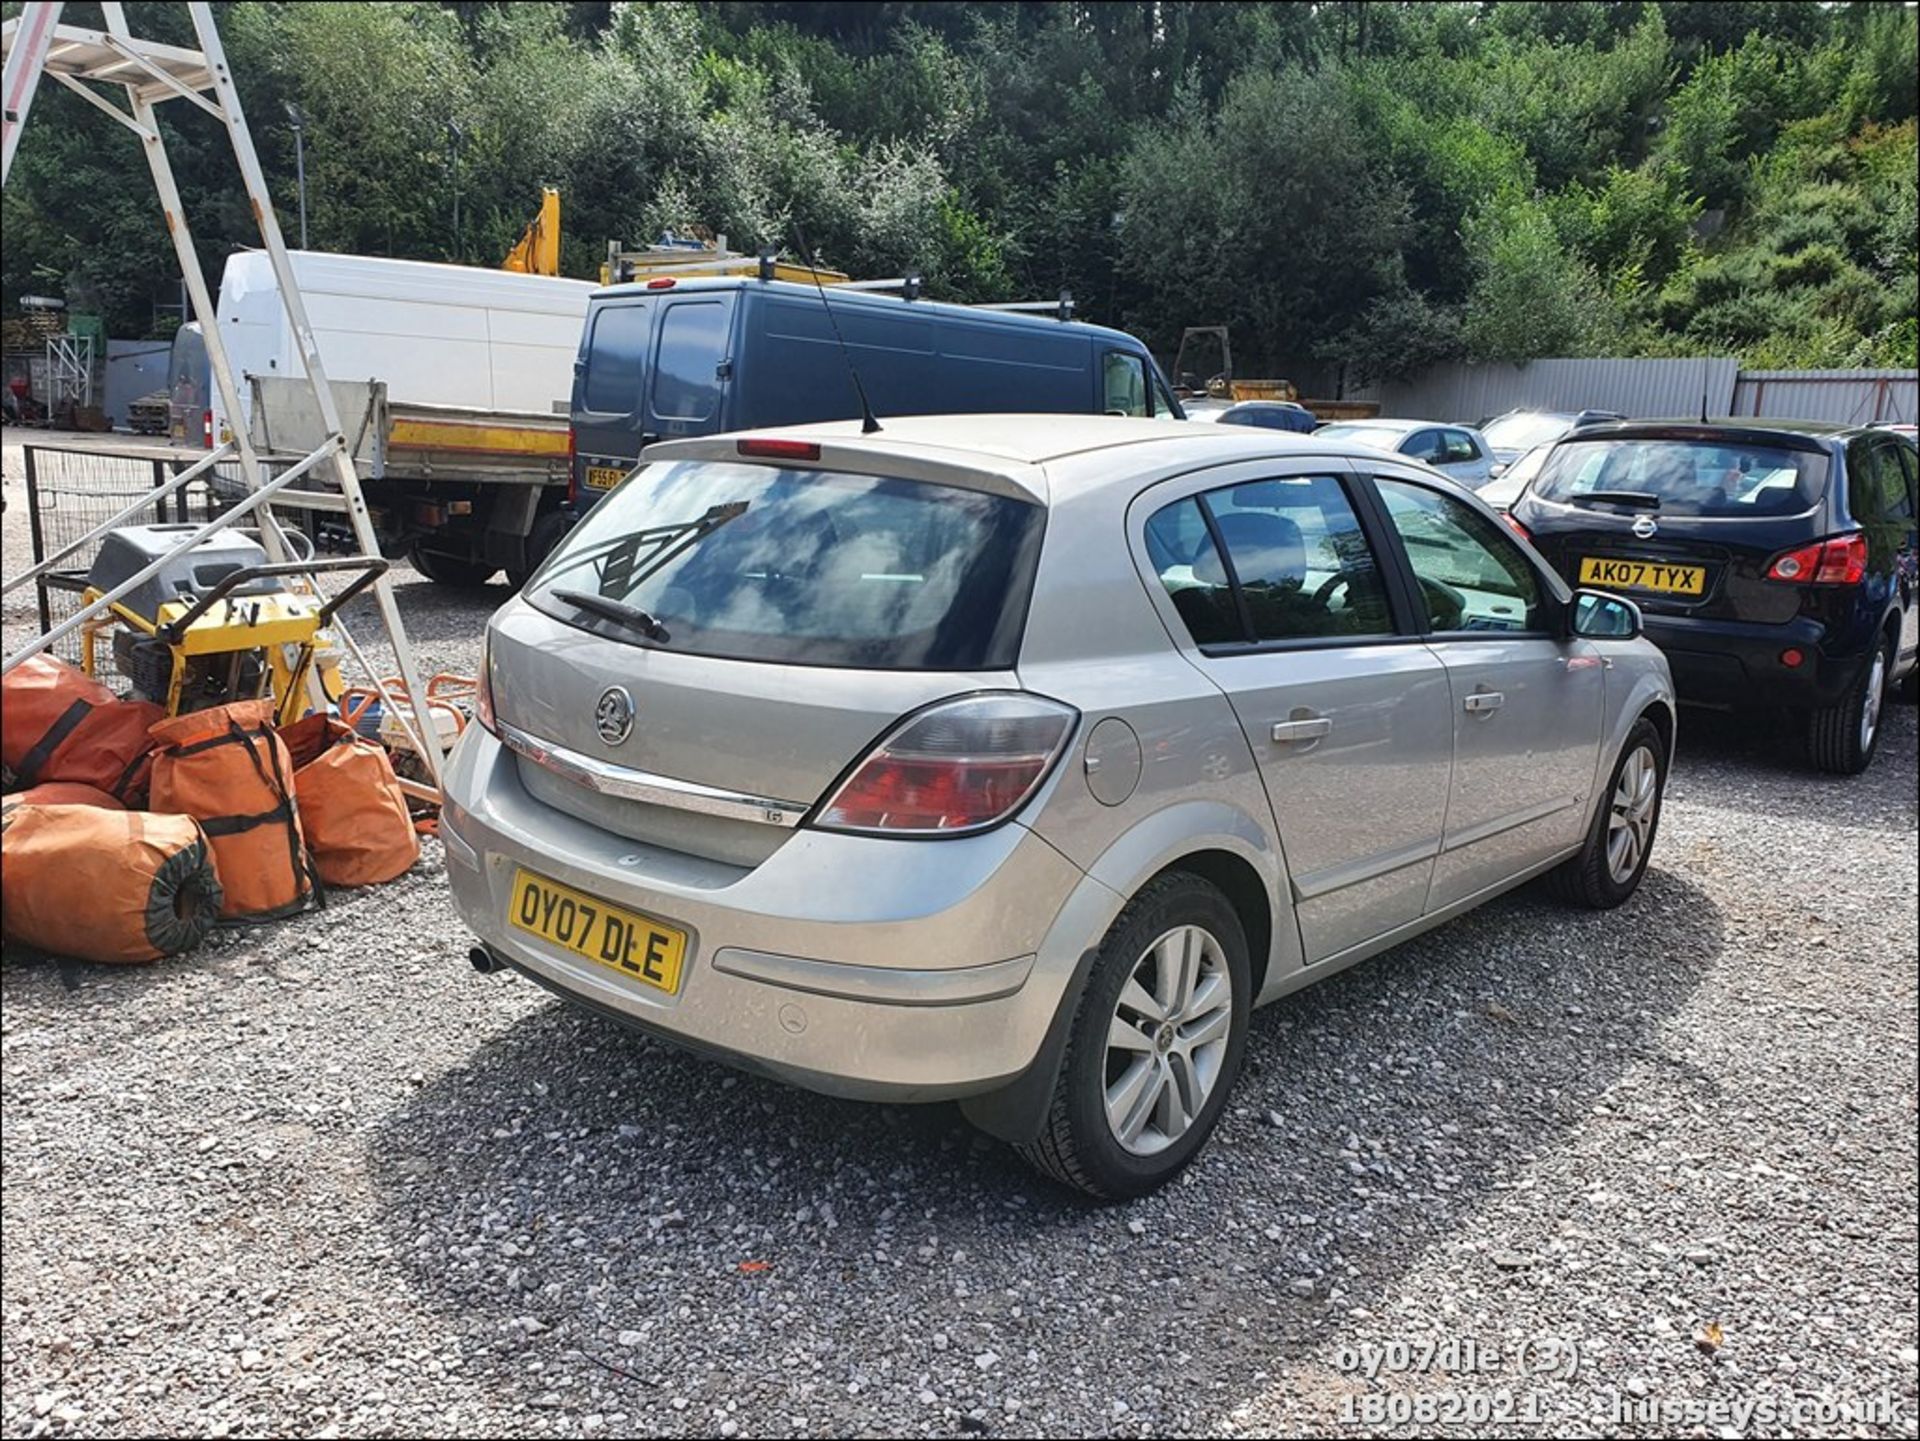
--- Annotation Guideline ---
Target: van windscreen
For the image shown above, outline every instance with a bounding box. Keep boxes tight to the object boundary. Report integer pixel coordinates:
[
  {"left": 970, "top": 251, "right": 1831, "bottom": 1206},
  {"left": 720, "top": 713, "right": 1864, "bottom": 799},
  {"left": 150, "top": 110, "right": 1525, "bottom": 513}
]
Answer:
[{"left": 527, "top": 460, "right": 1044, "bottom": 669}]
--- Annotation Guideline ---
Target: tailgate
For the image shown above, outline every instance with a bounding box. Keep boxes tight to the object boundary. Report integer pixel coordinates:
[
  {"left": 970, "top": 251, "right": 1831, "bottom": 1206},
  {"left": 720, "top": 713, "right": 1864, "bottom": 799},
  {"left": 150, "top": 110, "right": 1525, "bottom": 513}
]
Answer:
[
  {"left": 1527, "top": 510, "right": 1802, "bottom": 624},
  {"left": 488, "top": 599, "right": 1012, "bottom": 866}
]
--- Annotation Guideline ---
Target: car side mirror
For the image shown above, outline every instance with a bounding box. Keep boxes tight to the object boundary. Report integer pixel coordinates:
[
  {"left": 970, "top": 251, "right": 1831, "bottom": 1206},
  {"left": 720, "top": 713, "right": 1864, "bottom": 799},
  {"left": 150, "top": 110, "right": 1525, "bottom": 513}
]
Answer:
[
  {"left": 1488, "top": 461, "right": 1508, "bottom": 479},
  {"left": 1567, "top": 588, "right": 1643, "bottom": 641}
]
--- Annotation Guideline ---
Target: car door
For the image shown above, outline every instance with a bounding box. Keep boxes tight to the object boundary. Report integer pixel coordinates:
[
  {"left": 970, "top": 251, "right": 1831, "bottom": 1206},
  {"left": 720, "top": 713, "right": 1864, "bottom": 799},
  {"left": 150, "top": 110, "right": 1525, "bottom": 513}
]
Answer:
[
  {"left": 1370, "top": 473, "right": 1606, "bottom": 911},
  {"left": 571, "top": 299, "right": 658, "bottom": 501},
  {"left": 1400, "top": 428, "right": 1446, "bottom": 468},
  {"left": 1438, "top": 428, "right": 1493, "bottom": 487},
  {"left": 1851, "top": 436, "right": 1919, "bottom": 672},
  {"left": 647, "top": 294, "right": 737, "bottom": 440},
  {"left": 1102, "top": 350, "right": 1151, "bottom": 417},
  {"left": 1141, "top": 462, "right": 1454, "bottom": 964},
  {"left": 1895, "top": 441, "right": 1920, "bottom": 671}
]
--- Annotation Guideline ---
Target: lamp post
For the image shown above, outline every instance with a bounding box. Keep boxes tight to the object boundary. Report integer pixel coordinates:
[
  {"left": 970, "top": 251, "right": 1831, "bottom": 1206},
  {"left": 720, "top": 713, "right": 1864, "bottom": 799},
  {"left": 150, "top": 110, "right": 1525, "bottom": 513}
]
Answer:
[{"left": 285, "top": 102, "right": 308, "bottom": 249}]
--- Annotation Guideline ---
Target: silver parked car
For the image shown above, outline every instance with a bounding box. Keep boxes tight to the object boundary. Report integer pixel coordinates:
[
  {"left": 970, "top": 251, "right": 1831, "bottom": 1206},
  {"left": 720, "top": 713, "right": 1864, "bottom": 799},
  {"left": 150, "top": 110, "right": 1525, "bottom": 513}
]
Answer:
[
  {"left": 442, "top": 416, "right": 1675, "bottom": 1198},
  {"left": 1314, "top": 418, "right": 1498, "bottom": 487}
]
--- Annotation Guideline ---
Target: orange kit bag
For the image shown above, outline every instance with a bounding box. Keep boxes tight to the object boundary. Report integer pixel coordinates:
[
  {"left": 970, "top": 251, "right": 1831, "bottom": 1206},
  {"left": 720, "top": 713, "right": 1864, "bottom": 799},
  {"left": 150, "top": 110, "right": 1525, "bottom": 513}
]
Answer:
[
  {"left": 3, "top": 782, "right": 124, "bottom": 810},
  {"left": 148, "top": 700, "right": 319, "bottom": 922},
  {"left": 1, "top": 654, "right": 162, "bottom": 803},
  {"left": 1, "top": 803, "right": 223, "bottom": 963},
  {"left": 279, "top": 714, "right": 419, "bottom": 886}
]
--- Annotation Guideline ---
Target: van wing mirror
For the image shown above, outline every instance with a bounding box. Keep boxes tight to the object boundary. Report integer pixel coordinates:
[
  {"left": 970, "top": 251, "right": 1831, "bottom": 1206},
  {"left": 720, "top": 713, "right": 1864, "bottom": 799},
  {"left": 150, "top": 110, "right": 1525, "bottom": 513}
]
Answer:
[{"left": 1567, "top": 588, "right": 1643, "bottom": 641}]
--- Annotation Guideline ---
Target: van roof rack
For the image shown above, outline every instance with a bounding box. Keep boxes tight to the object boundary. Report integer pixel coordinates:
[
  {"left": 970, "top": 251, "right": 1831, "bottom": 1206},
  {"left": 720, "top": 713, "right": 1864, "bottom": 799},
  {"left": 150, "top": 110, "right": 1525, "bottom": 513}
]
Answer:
[{"left": 971, "top": 292, "right": 1076, "bottom": 323}]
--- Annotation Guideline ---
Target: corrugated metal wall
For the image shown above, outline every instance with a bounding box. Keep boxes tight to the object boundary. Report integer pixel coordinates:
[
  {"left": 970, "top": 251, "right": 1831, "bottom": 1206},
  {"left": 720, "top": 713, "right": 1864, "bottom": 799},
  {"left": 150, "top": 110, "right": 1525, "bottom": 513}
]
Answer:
[
  {"left": 1347, "top": 358, "right": 1740, "bottom": 424},
  {"left": 1346, "top": 359, "right": 1918, "bottom": 427},
  {"left": 1730, "top": 369, "right": 1918, "bottom": 425}
]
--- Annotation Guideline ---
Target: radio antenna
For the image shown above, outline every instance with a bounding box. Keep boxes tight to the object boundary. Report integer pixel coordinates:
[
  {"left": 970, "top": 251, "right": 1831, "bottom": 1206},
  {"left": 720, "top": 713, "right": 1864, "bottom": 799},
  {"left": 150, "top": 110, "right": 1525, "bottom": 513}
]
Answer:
[
  {"left": 1699, "top": 358, "right": 1711, "bottom": 425},
  {"left": 790, "top": 219, "right": 880, "bottom": 434}
]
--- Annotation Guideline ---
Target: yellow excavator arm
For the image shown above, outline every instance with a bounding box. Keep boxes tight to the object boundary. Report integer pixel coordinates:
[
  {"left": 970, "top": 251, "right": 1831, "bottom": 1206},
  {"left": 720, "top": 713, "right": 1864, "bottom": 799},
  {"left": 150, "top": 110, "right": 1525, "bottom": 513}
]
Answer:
[{"left": 502, "top": 187, "right": 561, "bottom": 276}]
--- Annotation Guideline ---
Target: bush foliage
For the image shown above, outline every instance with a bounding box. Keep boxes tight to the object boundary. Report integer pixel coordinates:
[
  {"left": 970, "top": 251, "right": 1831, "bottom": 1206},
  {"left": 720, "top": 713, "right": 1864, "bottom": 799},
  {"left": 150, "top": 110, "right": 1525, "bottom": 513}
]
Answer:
[{"left": 3, "top": 1, "right": 1913, "bottom": 376}]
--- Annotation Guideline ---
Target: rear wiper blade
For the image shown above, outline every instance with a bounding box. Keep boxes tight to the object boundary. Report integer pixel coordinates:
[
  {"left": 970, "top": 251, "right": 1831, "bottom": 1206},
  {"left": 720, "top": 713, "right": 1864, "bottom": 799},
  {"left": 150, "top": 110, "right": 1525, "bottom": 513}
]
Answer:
[
  {"left": 552, "top": 588, "right": 671, "bottom": 644},
  {"left": 542, "top": 501, "right": 750, "bottom": 593},
  {"left": 1573, "top": 490, "right": 1661, "bottom": 510}
]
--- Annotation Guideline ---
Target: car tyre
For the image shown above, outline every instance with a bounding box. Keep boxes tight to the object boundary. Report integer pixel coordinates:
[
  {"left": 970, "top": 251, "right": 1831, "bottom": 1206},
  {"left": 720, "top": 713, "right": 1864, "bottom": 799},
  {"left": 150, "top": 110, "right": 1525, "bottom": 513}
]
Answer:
[
  {"left": 1015, "top": 871, "right": 1249, "bottom": 1201},
  {"left": 1547, "top": 716, "right": 1666, "bottom": 910},
  {"left": 1807, "top": 639, "right": 1890, "bottom": 775},
  {"left": 506, "top": 510, "right": 575, "bottom": 591},
  {"left": 409, "top": 545, "right": 498, "bottom": 590}
]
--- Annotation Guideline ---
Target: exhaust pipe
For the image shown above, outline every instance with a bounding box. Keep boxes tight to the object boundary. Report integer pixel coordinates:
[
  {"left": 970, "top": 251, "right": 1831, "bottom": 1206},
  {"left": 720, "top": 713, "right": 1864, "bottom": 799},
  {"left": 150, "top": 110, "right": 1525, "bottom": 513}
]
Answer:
[{"left": 469, "top": 946, "right": 504, "bottom": 975}]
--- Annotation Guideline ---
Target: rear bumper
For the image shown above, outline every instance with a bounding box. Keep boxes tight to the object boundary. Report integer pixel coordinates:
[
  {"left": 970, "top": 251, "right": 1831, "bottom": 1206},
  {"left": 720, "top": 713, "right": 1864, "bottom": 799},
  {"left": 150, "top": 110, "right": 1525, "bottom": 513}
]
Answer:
[
  {"left": 1642, "top": 613, "right": 1862, "bottom": 709},
  {"left": 439, "top": 726, "right": 1093, "bottom": 1102}
]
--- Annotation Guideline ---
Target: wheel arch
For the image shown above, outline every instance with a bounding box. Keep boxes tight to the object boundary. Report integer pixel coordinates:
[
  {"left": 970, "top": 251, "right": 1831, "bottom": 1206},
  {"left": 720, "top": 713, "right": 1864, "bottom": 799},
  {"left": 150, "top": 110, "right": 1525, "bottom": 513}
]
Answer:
[
  {"left": 1154, "top": 848, "right": 1275, "bottom": 1001},
  {"left": 962, "top": 806, "right": 1296, "bottom": 1147}
]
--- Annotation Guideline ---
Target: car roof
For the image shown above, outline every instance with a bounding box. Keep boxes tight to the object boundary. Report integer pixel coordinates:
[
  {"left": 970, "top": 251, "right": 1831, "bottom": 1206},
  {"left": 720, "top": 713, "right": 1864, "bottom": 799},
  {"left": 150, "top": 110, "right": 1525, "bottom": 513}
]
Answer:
[
  {"left": 1319, "top": 417, "right": 1436, "bottom": 434},
  {"left": 643, "top": 413, "right": 1426, "bottom": 506}
]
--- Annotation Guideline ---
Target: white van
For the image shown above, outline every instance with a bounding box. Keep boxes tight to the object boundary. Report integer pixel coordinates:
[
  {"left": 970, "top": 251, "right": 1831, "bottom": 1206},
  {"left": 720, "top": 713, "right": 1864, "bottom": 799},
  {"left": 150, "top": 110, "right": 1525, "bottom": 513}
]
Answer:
[{"left": 204, "top": 251, "right": 595, "bottom": 586}]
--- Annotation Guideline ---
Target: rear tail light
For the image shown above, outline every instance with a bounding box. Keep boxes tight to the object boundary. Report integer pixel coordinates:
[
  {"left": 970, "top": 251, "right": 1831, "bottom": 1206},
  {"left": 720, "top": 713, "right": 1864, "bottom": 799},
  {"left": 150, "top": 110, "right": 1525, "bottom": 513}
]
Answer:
[
  {"left": 813, "top": 693, "right": 1078, "bottom": 836},
  {"left": 474, "top": 632, "right": 496, "bottom": 734},
  {"left": 202, "top": 408, "right": 214, "bottom": 448},
  {"left": 1766, "top": 533, "right": 1866, "bottom": 586},
  {"left": 1500, "top": 512, "right": 1530, "bottom": 542}
]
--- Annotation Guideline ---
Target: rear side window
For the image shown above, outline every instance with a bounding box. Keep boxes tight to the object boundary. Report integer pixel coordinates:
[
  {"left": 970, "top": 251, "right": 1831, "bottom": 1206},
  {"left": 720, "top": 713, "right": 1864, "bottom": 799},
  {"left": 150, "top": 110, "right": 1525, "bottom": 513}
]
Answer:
[
  {"left": 1532, "top": 438, "right": 1827, "bottom": 517},
  {"left": 1849, "top": 439, "right": 1915, "bottom": 524},
  {"left": 529, "top": 461, "right": 1043, "bottom": 670},
  {"left": 1145, "top": 499, "right": 1241, "bottom": 645},
  {"left": 651, "top": 301, "right": 729, "bottom": 423},
  {"left": 1146, "top": 476, "right": 1393, "bottom": 645},
  {"left": 583, "top": 305, "right": 650, "bottom": 414},
  {"left": 1442, "top": 430, "right": 1481, "bottom": 463}
]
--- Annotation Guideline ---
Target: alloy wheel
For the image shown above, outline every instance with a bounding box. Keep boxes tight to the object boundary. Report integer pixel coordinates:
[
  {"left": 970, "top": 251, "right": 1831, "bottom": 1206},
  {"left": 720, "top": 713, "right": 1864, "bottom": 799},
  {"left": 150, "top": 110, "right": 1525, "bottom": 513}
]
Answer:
[
  {"left": 1860, "top": 649, "right": 1886, "bottom": 755},
  {"left": 1104, "top": 925, "right": 1233, "bottom": 1156},
  {"left": 1606, "top": 744, "right": 1659, "bottom": 885}
]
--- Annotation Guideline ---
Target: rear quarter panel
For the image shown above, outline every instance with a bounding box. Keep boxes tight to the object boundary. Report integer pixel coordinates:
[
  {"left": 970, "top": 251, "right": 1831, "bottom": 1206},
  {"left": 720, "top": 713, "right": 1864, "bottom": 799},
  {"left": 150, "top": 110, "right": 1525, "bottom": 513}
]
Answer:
[{"left": 1015, "top": 459, "right": 1307, "bottom": 1000}]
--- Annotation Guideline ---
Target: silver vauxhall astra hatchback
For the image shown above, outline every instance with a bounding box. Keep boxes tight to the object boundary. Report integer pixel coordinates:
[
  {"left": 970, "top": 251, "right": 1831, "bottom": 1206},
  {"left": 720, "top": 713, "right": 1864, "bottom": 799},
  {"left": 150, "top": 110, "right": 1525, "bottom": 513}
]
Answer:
[{"left": 443, "top": 415, "right": 1675, "bottom": 1198}]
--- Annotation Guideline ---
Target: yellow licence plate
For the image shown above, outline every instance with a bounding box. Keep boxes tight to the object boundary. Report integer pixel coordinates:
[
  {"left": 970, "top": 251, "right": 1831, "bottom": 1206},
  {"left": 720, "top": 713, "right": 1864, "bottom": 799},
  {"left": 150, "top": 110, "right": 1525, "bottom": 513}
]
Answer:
[
  {"left": 508, "top": 868, "right": 687, "bottom": 994},
  {"left": 584, "top": 465, "right": 626, "bottom": 491},
  {"left": 1578, "top": 556, "right": 1707, "bottom": 597}
]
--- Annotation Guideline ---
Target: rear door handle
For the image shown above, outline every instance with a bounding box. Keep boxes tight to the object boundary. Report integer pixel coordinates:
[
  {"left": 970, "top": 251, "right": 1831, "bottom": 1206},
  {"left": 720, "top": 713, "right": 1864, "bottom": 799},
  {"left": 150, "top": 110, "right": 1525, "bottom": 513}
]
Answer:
[
  {"left": 1271, "top": 717, "right": 1333, "bottom": 743},
  {"left": 1464, "top": 691, "right": 1505, "bottom": 715}
]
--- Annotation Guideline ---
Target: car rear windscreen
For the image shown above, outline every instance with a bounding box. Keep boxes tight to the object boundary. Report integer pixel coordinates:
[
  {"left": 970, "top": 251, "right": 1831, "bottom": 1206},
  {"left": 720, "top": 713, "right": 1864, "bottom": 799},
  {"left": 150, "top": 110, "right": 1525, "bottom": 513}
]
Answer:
[
  {"left": 1484, "top": 413, "right": 1576, "bottom": 452},
  {"left": 527, "top": 460, "right": 1044, "bottom": 669},
  {"left": 1530, "top": 438, "right": 1829, "bottom": 517}
]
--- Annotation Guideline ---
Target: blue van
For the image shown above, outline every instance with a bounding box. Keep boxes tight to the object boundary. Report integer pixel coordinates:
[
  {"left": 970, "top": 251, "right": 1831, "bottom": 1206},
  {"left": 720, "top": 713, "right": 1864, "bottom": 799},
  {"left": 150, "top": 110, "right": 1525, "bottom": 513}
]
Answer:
[{"left": 567, "top": 276, "right": 1183, "bottom": 505}]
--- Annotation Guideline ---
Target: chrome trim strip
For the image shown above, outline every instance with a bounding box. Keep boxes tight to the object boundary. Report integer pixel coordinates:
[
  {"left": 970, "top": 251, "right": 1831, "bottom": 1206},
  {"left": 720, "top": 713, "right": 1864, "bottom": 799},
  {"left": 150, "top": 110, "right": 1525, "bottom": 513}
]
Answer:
[
  {"left": 1440, "top": 795, "right": 1579, "bottom": 853},
  {"left": 1290, "top": 835, "right": 1442, "bottom": 903},
  {"left": 496, "top": 720, "right": 806, "bottom": 828},
  {"left": 711, "top": 948, "right": 1036, "bottom": 1007}
]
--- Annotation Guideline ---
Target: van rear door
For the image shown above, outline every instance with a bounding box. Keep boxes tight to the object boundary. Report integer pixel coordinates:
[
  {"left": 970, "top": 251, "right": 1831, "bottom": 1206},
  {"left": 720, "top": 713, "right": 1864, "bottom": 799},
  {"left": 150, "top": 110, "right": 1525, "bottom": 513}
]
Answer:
[
  {"left": 572, "top": 299, "right": 658, "bottom": 501},
  {"left": 646, "top": 294, "right": 737, "bottom": 440}
]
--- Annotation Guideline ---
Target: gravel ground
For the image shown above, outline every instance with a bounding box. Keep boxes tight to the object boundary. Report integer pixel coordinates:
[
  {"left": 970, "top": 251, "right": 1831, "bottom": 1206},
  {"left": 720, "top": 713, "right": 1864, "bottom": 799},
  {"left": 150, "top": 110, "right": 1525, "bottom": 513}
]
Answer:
[{"left": 4, "top": 432, "right": 1917, "bottom": 1438}]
